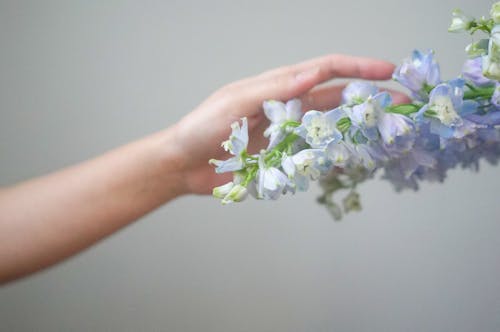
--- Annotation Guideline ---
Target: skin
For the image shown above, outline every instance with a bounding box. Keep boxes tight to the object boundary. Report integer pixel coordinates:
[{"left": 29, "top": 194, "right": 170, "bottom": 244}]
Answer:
[{"left": 0, "top": 54, "right": 408, "bottom": 284}]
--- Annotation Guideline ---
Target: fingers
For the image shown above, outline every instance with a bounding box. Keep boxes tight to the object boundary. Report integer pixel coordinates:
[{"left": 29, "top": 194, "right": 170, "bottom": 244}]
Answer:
[
  {"left": 300, "top": 84, "right": 411, "bottom": 112},
  {"left": 240, "top": 54, "right": 396, "bottom": 103}
]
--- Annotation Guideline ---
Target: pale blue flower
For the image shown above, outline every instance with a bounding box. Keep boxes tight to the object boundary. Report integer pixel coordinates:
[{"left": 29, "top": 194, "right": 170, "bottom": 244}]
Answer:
[
  {"left": 378, "top": 112, "right": 415, "bottom": 147},
  {"left": 326, "top": 141, "right": 352, "bottom": 167},
  {"left": 295, "top": 109, "right": 343, "bottom": 148},
  {"left": 393, "top": 50, "right": 441, "bottom": 101},
  {"left": 282, "top": 149, "right": 330, "bottom": 191},
  {"left": 352, "top": 144, "right": 377, "bottom": 170},
  {"left": 417, "top": 80, "right": 479, "bottom": 139},
  {"left": 256, "top": 153, "right": 289, "bottom": 200},
  {"left": 209, "top": 117, "right": 249, "bottom": 173},
  {"left": 347, "top": 91, "right": 392, "bottom": 141},
  {"left": 263, "top": 99, "right": 302, "bottom": 148},
  {"left": 341, "top": 82, "right": 379, "bottom": 105},
  {"left": 462, "top": 57, "right": 495, "bottom": 86}
]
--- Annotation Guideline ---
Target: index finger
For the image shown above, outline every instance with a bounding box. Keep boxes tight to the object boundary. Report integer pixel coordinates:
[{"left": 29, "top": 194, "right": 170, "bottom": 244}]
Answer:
[{"left": 243, "top": 54, "right": 395, "bottom": 103}]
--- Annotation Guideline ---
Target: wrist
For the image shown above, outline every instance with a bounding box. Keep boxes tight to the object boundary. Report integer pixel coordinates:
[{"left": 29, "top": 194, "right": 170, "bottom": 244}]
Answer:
[{"left": 149, "top": 125, "right": 191, "bottom": 200}]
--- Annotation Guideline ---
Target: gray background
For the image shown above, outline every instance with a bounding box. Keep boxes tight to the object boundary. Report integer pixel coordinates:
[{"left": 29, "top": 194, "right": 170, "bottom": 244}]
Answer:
[{"left": 1, "top": 0, "right": 499, "bottom": 331}]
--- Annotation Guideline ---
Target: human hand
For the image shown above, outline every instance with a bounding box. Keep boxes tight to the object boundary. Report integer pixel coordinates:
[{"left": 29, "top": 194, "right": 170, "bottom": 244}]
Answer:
[{"left": 171, "top": 54, "right": 409, "bottom": 195}]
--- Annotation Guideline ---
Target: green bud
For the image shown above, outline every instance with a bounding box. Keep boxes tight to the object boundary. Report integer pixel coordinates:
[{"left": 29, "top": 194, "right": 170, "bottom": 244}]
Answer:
[
  {"left": 465, "top": 39, "right": 489, "bottom": 58},
  {"left": 343, "top": 191, "right": 362, "bottom": 213},
  {"left": 483, "top": 26, "right": 500, "bottom": 80},
  {"left": 448, "top": 9, "right": 474, "bottom": 33},
  {"left": 221, "top": 184, "right": 248, "bottom": 204},
  {"left": 213, "top": 182, "right": 234, "bottom": 199}
]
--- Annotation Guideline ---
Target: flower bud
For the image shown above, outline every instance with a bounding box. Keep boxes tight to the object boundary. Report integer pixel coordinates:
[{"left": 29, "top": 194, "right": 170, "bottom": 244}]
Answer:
[
  {"left": 491, "top": 2, "right": 500, "bottom": 24},
  {"left": 465, "top": 39, "right": 489, "bottom": 58},
  {"left": 221, "top": 184, "right": 248, "bottom": 204},
  {"left": 448, "top": 9, "right": 473, "bottom": 33},
  {"left": 483, "top": 26, "right": 500, "bottom": 80},
  {"left": 213, "top": 182, "right": 234, "bottom": 199}
]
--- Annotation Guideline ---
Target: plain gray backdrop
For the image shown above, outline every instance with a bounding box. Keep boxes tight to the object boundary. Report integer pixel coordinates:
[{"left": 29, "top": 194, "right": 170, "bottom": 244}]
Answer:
[{"left": 1, "top": 0, "right": 500, "bottom": 331}]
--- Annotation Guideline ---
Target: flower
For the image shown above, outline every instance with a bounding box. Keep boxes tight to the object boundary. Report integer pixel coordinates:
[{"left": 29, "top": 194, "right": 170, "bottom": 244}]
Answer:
[
  {"left": 341, "top": 82, "right": 379, "bottom": 106},
  {"left": 263, "top": 99, "right": 302, "bottom": 148},
  {"left": 417, "top": 80, "right": 479, "bottom": 139},
  {"left": 347, "top": 91, "right": 397, "bottom": 143},
  {"left": 295, "top": 109, "right": 343, "bottom": 148},
  {"left": 392, "top": 50, "right": 441, "bottom": 101},
  {"left": 209, "top": 117, "right": 249, "bottom": 173},
  {"left": 378, "top": 112, "right": 415, "bottom": 147},
  {"left": 282, "top": 149, "right": 330, "bottom": 191},
  {"left": 462, "top": 57, "right": 495, "bottom": 86},
  {"left": 256, "top": 152, "right": 289, "bottom": 200},
  {"left": 326, "top": 141, "right": 352, "bottom": 167}
]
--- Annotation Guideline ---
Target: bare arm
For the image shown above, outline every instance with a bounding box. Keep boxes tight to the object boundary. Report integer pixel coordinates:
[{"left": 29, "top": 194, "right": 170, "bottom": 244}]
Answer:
[{"left": 0, "top": 54, "right": 407, "bottom": 284}]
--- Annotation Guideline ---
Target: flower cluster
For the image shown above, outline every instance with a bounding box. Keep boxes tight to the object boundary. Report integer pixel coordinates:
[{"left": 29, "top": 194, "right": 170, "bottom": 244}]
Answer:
[{"left": 210, "top": 2, "right": 500, "bottom": 220}]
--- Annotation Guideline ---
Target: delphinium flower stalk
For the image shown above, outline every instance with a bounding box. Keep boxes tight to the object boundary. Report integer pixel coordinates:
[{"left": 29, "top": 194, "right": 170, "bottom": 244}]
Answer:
[{"left": 210, "top": 2, "right": 500, "bottom": 220}]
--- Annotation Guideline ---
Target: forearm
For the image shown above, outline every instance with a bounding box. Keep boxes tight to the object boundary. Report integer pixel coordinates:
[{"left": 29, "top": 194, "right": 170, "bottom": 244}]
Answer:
[{"left": 0, "top": 126, "right": 186, "bottom": 283}]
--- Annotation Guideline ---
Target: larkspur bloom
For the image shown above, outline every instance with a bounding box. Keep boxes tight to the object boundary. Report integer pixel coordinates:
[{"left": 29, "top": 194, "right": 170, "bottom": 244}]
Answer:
[
  {"left": 263, "top": 99, "right": 302, "bottom": 148},
  {"left": 347, "top": 91, "right": 392, "bottom": 140},
  {"left": 295, "top": 109, "right": 343, "bottom": 148},
  {"left": 417, "top": 79, "right": 479, "bottom": 139},
  {"left": 341, "top": 82, "right": 379, "bottom": 105},
  {"left": 209, "top": 117, "right": 249, "bottom": 173},
  {"left": 393, "top": 50, "right": 441, "bottom": 101},
  {"left": 282, "top": 149, "right": 330, "bottom": 191},
  {"left": 462, "top": 57, "right": 495, "bottom": 86},
  {"left": 378, "top": 112, "right": 415, "bottom": 148},
  {"left": 256, "top": 152, "right": 289, "bottom": 200}
]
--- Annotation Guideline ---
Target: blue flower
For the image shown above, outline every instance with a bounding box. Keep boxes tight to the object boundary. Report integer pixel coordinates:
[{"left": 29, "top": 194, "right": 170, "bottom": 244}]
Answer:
[
  {"left": 326, "top": 141, "right": 352, "bottom": 167},
  {"left": 393, "top": 50, "right": 441, "bottom": 101},
  {"left": 295, "top": 109, "right": 343, "bottom": 148},
  {"left": 209, "top": 117, "right": 249, "bottom": 173},
  {"left": 378, "top": 113, "right": 415, "bottom": 147},
  {"left": 347, "top": 91, "right": 392, "bottom": 141},
  {"left": 263, "top": 99, "right": 303, "bottom": 148},
  {"left": 282, "top": 149, "right": 330, "bottom": 191},
  {"left": 462, "top": 57, "right": 495, "bottom": 87},
  {"left": 341, "top": 82, "right": 379, "bottom": 106},
  {"left": 417, "top": 80, "right": 479, "bottom": 139}
]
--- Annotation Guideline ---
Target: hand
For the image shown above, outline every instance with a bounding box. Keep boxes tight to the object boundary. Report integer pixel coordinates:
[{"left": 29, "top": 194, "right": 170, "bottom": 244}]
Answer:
[{"left": 172, "top": 54, "right": 409, "bottom": 195}]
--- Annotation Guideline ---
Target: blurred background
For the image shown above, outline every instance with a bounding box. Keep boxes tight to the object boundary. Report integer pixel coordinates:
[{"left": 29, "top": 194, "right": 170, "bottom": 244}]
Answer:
[{"left": 1, "top": 0, "right": 499, "bottom": 331}]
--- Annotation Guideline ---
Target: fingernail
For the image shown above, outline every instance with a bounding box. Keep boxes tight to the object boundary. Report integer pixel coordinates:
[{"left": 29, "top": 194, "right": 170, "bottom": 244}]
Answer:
[{"left": 295, "top": 67, "right": 320, "bottom": 82}]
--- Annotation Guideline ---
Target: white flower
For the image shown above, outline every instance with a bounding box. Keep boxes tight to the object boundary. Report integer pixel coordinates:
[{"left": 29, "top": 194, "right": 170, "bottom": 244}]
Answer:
[
  {"left": 209, "top": 117, "right": 249, "bottom": 173},
  {"left": 263, "top": 99, "right": 302, "bottom": 148},
  {"left": 295, "top": 109, "right": 343, "bottom": 148},
  {"left": 256, "top": 152, "right": 289, "bottom": 200}
]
